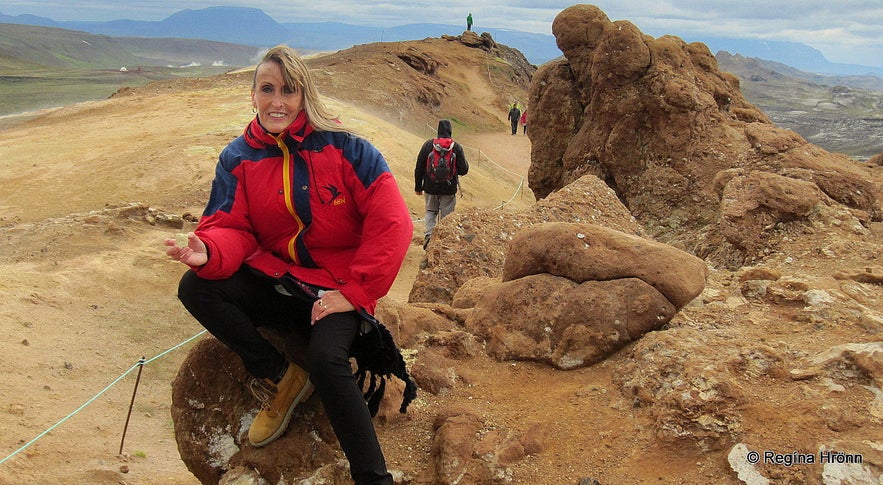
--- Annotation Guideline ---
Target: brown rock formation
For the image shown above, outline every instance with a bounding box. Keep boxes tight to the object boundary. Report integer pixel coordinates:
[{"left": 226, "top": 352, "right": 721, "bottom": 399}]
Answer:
[
  {"left": 465, "top": 223, "right": 707, "bottom": 369},
  {"left": 527, "top": 4, "right": 882, "bottom": 266},
  {"left": 791, "top": 342, "right": 883, "bottom": 388},
  {"left": 172, "top": 332, "right": 540, "bottom": 484},
  {"left": 170, "top": 337, "right": 341, "bottom": 485},
  {"left": 170, "top": 304, "right": 425, "bottom": 484},
  {"left": 614, "top": 327, "right": 757, "bottom": 451},
  {"left": 430, "top": 407, "right": 544, "bottom": 484},
  {"left": 716, "top": 170, "right": 826, "bottom": 255},
  {"left": 502, "top": 222, "right": 707, "bottom": 308},
  {"left": 468, "top": 274, "right": 676, "bottom": 369},
  {"left": 449, "top": 30, "right": 496, "bottom": 50},
  {"left": 409, "top": 174, "right": 642, "bottom": 304}
]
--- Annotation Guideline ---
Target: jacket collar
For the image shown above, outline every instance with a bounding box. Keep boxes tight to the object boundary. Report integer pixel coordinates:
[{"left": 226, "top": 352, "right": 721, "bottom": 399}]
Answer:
[{"left": 244, "top": 110, "right": 313, "bottom": 148}]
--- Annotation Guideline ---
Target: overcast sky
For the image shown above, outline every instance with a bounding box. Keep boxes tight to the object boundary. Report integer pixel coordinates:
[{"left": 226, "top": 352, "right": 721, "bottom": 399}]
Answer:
[{"left": 1, "top": 1, "right": 881, "bottom": 67}]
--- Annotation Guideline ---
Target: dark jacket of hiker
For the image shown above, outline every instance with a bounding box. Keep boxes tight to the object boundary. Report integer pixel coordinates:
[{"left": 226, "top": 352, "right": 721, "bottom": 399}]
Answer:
[{"left": 414, "top": 119, "right": 469, "bottom": 196}]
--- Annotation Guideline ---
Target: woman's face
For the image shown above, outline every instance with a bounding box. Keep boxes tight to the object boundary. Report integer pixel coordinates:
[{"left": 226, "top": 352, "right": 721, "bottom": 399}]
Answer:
[{"left": 251, "top": 61, "right": 304, "bottom": 134}]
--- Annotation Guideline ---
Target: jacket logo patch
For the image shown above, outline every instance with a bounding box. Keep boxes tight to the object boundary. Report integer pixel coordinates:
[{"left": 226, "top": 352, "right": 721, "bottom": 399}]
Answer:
[{"left": 323, "top": 184, "right": 346, "bottom": 206}]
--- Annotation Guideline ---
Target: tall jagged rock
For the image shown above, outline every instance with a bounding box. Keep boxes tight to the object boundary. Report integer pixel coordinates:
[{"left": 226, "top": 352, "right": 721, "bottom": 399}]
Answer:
[{"left": 527, "top": 4, "right": 881, "bottom": 267}]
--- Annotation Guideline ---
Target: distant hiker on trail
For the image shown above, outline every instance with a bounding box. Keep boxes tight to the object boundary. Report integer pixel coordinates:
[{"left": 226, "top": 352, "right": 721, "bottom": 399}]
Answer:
[
  {"left": 467, "top": 13, "right": 473, "bottom": 31},
  {"left": 415, "top": 119, "right": 469, "bottom": 250},
  {"left": 520, "top": 109, "right": 528, "bottom": 135},
  {"left": 164, "top": 45, "right": 414, "bottom": 485},
  {"left": 508, "top": 103, "right": 521, "bottom": 135}
]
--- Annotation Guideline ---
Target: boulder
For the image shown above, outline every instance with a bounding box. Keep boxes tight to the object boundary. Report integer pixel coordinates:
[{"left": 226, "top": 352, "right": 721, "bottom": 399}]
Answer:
[
  {"left": 170, "top": 317, "right": 414, "bottom": 484},
  {"left": 717, "top": 171, "right": 827, "bottom": 254},
  {"left": 502, "top": 222, "right": 708, "bottom": 308},
  {"left": 457, "top": 30, "right": 495, "bottom": 50},
  {"left": 170, "top": 337, "right": 342, "bottom": 485},
  {"left": 409, "top": 174, "right": 642, "bottom": 305},
  {"left": 467, "top": 274, "right": 675, "bottom": 369},
  {"left": 465, "top": 223, "right": 706, "bottom": 369}
]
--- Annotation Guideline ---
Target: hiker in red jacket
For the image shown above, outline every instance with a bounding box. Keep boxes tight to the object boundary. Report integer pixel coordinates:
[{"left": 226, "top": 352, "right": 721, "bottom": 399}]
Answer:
[{"left": 165, "top": 45, "right": 411, "bottom": 485}]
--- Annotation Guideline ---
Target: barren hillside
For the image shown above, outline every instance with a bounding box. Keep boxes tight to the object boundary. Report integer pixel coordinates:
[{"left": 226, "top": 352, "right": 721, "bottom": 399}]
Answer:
[{"left": 1, "top": 29, "right": 881, "bottom": 485}]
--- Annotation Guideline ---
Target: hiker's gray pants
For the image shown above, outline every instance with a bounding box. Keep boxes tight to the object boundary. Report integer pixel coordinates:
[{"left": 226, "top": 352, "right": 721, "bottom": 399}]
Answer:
[{"left": 424, "top": 193, "right": 457, "bottom": 236}]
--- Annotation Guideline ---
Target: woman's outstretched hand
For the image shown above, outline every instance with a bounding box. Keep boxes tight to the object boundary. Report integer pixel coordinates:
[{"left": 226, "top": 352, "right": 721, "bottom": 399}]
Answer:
[{"left": 164, "top": 232, "right": 208, "bottom": 267}]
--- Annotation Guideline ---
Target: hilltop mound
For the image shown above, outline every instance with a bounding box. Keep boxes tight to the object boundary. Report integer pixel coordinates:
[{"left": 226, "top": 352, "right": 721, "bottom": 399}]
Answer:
[{"left": 306, "top": 30, "right": 534, "bottom": 131}]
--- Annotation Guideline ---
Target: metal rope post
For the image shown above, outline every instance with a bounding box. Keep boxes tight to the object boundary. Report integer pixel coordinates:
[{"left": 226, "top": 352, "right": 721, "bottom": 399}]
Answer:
[{"left": 119, "top": 356, "right": 146, "bottom": 455}]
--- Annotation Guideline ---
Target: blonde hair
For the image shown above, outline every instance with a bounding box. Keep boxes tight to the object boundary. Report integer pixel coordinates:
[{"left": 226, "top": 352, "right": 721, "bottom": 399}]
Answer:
[{"left": 254, "top": 45, "right": 346, "bottom": 133}]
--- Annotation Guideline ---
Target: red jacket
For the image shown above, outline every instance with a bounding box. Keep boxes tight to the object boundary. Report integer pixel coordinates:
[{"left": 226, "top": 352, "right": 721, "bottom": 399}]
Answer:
[{"left": 193, "top": 112, "right": 412, "bottom": 314}]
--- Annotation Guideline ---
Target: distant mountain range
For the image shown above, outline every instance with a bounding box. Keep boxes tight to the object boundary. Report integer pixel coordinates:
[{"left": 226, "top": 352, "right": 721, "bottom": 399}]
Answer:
[
  {"left": 1, "top": 6, "right": 882, "bottom": 78},
  {"left": 716, "top": 52, "right": 883, "bottom": 158}
]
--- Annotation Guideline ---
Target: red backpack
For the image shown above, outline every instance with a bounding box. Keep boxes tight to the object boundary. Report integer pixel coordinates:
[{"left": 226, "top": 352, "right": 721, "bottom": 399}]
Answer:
[{"left": 425, "top": 137, "right": 457, "bottom": 188}]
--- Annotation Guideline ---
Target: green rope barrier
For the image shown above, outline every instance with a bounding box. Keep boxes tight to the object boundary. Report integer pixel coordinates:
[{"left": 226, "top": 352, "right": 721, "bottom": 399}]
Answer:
[{"left": 0, "top": 329, "right": 207, "bottom": 466}]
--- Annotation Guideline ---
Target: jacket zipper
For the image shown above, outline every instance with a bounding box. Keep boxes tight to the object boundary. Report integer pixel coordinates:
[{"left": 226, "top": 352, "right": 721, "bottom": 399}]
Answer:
[{"left": 275, "top": 135, "right": 305, "bottom": 265}]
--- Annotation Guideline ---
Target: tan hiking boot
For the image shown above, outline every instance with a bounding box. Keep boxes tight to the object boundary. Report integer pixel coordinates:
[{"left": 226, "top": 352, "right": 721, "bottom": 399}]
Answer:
[{"left": 247, "top": 363, "right": 313, "bottom": 447}]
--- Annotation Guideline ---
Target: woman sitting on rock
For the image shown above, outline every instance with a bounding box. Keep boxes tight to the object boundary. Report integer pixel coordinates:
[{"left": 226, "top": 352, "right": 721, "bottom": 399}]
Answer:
[{"left": 164, "top": 45, "right": 413, "bottom": 485}]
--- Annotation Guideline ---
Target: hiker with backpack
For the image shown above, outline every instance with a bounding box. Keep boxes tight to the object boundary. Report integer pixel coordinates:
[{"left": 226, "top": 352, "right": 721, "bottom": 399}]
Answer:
[{"left": 414, "top": 119, "right": 469, "bottom": 249}]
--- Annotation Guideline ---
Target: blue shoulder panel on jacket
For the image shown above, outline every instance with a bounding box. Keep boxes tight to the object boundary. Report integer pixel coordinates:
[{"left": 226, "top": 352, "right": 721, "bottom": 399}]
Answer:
[
  {"left": 204, "top": 136, "right": 270, "bottom": 216},
  {"left": 314, "top": 131, "right": 391, "bottom": 189}
]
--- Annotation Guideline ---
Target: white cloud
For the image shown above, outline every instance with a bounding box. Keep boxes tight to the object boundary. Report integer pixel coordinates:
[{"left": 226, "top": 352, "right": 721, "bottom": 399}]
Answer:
[{"left": 1, "top": 0, "right": 881, "bottom": 67}]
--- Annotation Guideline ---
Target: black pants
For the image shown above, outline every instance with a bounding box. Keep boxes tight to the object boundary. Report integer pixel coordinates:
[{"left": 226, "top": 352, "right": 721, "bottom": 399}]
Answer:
[{"left": 178, "top": 267, "right": 393, "bottom": 485}]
